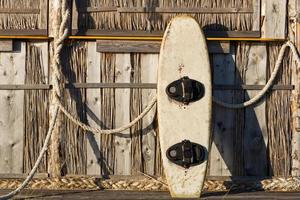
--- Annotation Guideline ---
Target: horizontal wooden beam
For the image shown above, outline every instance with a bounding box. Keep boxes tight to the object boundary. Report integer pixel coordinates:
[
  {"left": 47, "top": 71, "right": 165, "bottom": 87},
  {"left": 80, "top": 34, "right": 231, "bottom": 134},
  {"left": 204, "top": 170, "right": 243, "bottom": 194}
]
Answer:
[
  {"left": 0, "top": 174, "right": 285, "bottom": 182},
  {"left": 118, "top": 7, "right": 253, "bottom": 13},
  {"left": 0, "top": 84, "right": 50, "bottom": 90},
  {"left": 78, "top": 6, "right": 117, "bottom": 13},
  {"left": 97, "top": 40, "right": 161, "bottom": 53},
  {"left": 78, "top": 7, "right": 253, "bottom": 14},
  {"left": 72, "top": 30, "right": 261, "bottom": 38},
  {"left": 96, "top": 40, "right": 230, "bottom": 54},
  {"left": 0, "top": 8, "right": 40, "bottom": 14},
  {"left": 0, "top": 84, "right": 293, "bottom": 90},
  {"left": 0, "top": 29, "right": 47, "bottom": 36}
]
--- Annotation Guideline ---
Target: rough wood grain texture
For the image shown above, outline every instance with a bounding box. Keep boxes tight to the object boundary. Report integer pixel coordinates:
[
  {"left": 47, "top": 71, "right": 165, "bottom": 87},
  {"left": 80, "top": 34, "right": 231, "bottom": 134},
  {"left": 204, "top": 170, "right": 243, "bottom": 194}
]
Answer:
[
  {"left": 61, "top": 42, "right": 87, "bottom": 175},
  {"left": 86, "top": 42, "right": 101, "bottom": 175},
  {"left": 130, "top": 54, "right": 143, "bottom": 174},
  {"left": 244, "top": 43, "right": 268, "bottom": 176},
  {"left": 263, "top": 0, "right": 287, "bottom": 38},
  {"left": 24, "top": 42, "right": 49, "bottom": 173},
  {"left": 39, "top": 0, "right": 48, "bottom": 29},
  {"left": 100, "top": 53, "right": 116, "bottom": 176},
  {"left": 252, "top": 0, "right": 261, "bottom": 31},
  {"left": 267, "top": 43, "right": 292, "bottom": 176},
  {"left": 72, "top": 0, "right": 78, "bottom": 30},
  {"left": 210, "top": 47, "right": 235, "bottom": 176},
  {"left": 292, "top": 2, "right": 300, "bottom": 176},
  {"left": 114, "top": 54, "right": 132, "bottom": 175},
  {"left": 96, "top": 40, "right": 230, "bottom": 54},
  {"left": 97, "top": 40, "right": 161, "bottom": 53},
  {"left": 117, "top": 7, "right": 253, "bottom": 13},
  {"left": 0, "top": 40, "right": 13, "bottom": 52},
  {"left": 0, "top": 41, "right": 26, "bottom": 173},
  {"left": 232, "top": 42, "right": 251, "bottom": 176},
  {"left": 141, "top": 54, "right": 158, "bottom": 175},
  {"left": 73, "top": 30, "right": 260, "bottom": 39},
  {"left": 77, "top": 0, "right": 255, "bottom": 32}
]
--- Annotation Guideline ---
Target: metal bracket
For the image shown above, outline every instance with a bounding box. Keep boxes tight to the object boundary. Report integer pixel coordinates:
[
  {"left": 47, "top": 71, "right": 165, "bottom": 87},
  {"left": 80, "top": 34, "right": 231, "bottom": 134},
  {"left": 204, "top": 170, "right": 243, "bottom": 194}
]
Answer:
[
  {"left": 166, "top": 76, "right": 205, "bottom": 105},
  {"left": 166, "top": 140, "right": 207, "bottom": 169}
]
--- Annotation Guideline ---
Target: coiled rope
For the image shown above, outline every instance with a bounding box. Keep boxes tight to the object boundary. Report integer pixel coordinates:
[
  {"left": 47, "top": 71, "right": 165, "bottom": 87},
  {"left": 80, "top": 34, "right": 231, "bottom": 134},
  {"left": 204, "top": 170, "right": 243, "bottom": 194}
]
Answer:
[{"left": 0, "top": 1, "right": 300, "bottom": 198}]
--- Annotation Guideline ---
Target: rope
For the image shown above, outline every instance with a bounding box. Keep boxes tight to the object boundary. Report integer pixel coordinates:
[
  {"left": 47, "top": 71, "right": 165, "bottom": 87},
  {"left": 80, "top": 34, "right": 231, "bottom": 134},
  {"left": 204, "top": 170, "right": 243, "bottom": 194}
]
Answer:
[
  {"left": 0, "top": 0, "right": 70, "bottom": 198},
  {"left": 0, "top": 1, "right": 299, "bottom": 196},
  {"left": 0, "top": 105, "right": 59, "bottom": 200},
  {"left": 2, "top": 176, "right": 300, "bottom": 192},
  {"left": 213, "top": 41, "right": 300, "bottom": 109},
  {"left": 58, "top": 96, "right": 157, "bottom": 135}
]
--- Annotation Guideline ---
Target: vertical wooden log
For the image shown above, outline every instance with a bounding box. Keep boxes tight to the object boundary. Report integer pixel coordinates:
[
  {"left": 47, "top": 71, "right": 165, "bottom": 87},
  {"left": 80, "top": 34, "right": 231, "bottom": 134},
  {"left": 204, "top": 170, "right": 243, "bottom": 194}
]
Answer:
[
  {"left": 141, "top": 54, "right": 158, "bottom": 175},
  {"left": 86, "top": 42, "right": 102, "bottom": 175},
  {"left": 263, "top": 0, "right": 287, "bottom": 39},
  {"left": 292, "top": 0, "right": 300, "bottom": 176},
  {"left": 0, "top": 41, "right": 26, "bottom": 173},
  {"left": 210, "top": 50, "right": 235, "bottom": 176},
  {"left": 114, "top": 54, "right": 132, "bottom": 175},
  {"left": 24, "top": 42, "right": 49, "bottom": 173},
  {"left": 48, "top": 0, "right": 63, "bottom": 177},
  {"left": 244, "top": 44, "right": 268, "bottom": 176}
]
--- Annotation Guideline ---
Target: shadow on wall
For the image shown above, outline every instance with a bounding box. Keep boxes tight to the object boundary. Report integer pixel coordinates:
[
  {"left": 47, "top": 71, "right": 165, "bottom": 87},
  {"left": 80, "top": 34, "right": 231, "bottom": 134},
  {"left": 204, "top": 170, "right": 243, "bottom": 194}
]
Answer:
[{"left": 207, "top": 23, "right": 272, "bottom": 179}]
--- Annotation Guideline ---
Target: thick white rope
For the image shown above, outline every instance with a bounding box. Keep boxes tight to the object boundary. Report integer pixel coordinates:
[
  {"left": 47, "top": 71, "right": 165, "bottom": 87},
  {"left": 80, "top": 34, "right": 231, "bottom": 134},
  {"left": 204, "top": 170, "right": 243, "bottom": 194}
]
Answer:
[
  {"left": 58, "top": 95, "right": 157, "bottom": 135},
  {"left": 213, "top": 41, "right": 300, "bottom": 109}
]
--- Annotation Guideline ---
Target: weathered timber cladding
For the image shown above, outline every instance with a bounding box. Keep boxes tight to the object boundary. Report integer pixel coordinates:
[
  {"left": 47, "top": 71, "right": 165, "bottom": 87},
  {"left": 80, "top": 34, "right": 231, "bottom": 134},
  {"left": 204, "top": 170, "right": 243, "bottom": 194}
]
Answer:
[
  {"left": 0, "top": 41, "right": 25, "bottom": 174},
  {"left": 24, "top": 42, "right": 49, "bottom": 173},
  {"left": 74, "top": 0, "right": 258, "bottom": 32},
  {"left": 0, "top": 0, "right": 47, "bottom": 32},
  {"left": 0, "top": 0, "right": 296, "bottom": 179}
]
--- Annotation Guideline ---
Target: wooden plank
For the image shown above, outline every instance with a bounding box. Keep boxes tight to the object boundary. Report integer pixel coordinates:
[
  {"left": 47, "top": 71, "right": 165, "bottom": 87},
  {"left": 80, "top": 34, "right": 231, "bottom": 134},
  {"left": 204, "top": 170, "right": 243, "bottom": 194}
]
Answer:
[
  {"left": 297, "top": 0, "right": 300, "bottom": 22},
  {"left": 263, "top": 0, "right": 287, "bottom": 38},
  {"left": 114, "top": 54, "right": 132, "bottom": 175},
  {"left": 0, "top": 41, "right": 26, "bottom": 174},
  {"left": 210, "top": 49, "right": 236, "bottom": 176},
  {"left": 96, "top": 40, "right": 230, "bottom": 54},
  {"left": 67, "top": 83, "right": 294, "bottom": 90},
  {"left": 4, "top": 190, "right": 300, "bottom": 200},
  {"left": 252, "top": 0, "right": 261, "bottom": 31},
  {"left": 141, "top": 54, "right": 158, "bottom": 175},
  {"left": 72, "top": 0, "right": 79, "bottom": 31},
  {"left": 118, "top": 7, "right": 253, "bottom": 13},
  {"left": 78, "top": 7, "right": 117, "bottom": 13},
  {"left": 0, "top": 83, "right": 292, "bottom": 90},
  {"left": 0, "top": 30, "right": 47, "bottom": 36},
  {"left": 72, "top": 30, "right": 261, "bottom": 38},
  {"left": 0, "top": 40, "right": 13, "bottom": 52},
  {"left": 39, "top": 0, "right": 48, "bottom": 30},
  {"left": 0, "top": 8, "right": 40, "bottom": 14},
  {"left": 97, "top": 40, "right": 161, "bottom": 53},
  {"left": 0, "top": 84, "right": 50, "bottom": 90},
  {"left": 86, "top": 42, "right": 102, "bottom": 175},
  {"left": 244, "top": 43, "right": 268, "bottom": 176}
]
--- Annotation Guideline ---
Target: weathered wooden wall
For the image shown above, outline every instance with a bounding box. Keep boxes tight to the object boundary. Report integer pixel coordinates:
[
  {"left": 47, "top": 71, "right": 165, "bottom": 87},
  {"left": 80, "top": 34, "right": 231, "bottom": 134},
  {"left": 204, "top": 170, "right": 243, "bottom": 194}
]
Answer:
[{"left": 0, "top": 0, "right": 297, "bottom": 178}]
